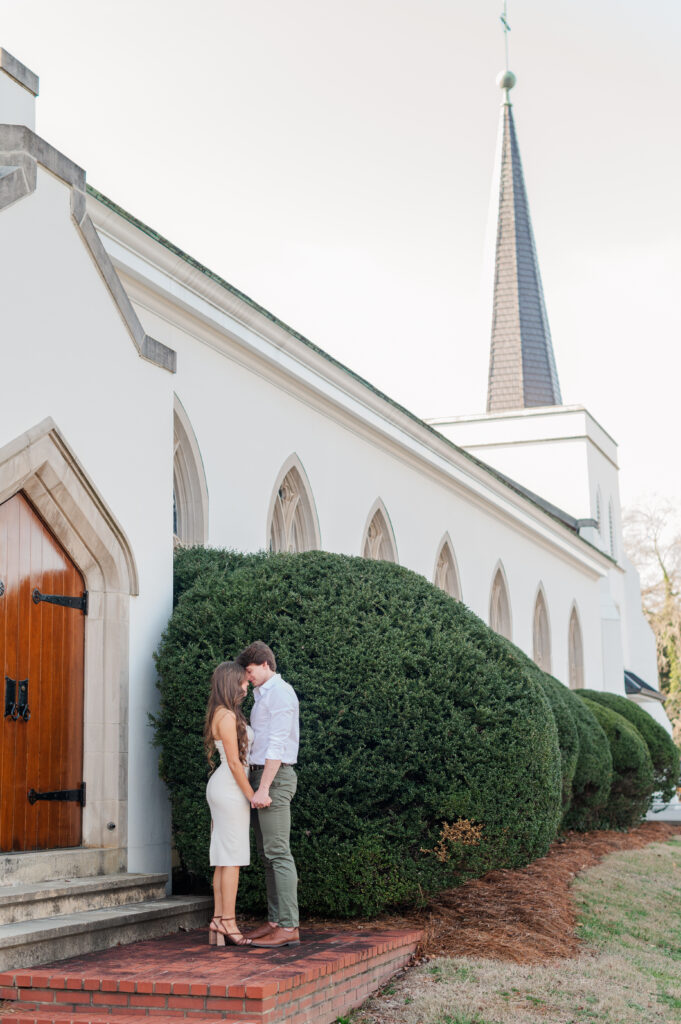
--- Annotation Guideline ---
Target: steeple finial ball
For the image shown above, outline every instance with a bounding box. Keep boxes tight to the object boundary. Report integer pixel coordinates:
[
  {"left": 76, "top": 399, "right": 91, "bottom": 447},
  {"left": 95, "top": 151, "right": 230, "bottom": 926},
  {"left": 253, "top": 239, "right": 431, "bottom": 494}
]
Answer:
[{"left": 496, "top": 70, "right": 516, "bottom": 91}]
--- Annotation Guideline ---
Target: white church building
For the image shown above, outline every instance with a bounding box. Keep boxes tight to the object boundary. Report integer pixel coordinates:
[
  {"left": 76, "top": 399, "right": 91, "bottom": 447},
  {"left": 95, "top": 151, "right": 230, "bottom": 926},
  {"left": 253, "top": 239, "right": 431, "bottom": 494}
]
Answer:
[{"left": 0, "top": 46, "right": 668, "bottom": 962}]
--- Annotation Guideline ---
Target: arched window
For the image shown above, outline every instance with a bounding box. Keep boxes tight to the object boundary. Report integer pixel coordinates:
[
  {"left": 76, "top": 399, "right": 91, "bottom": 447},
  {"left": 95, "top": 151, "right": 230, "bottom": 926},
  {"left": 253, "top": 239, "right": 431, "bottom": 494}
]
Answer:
[
  {"left": 268, "top": 457, "right": 320, "bottom": 553},
  {"left": 362, "top": 501, "right": 397, "bottom": 562},
  {"left": 533, "top": 588, "right": 551, "bottom": 672},
  {"left": 434, "top": 535, "right": 461, "bottom": 600},
  {"left": 489, "top": 565, "right": 512, "bottom": 639},
  {"left": 568, "top": 606, "right": 584, "bottom": 689},
  {"left": 173, "top": 396, "right": 209, "bottom": 548},
  {"left": 608, "top": 500, "right": 616, "bottom": 557}
]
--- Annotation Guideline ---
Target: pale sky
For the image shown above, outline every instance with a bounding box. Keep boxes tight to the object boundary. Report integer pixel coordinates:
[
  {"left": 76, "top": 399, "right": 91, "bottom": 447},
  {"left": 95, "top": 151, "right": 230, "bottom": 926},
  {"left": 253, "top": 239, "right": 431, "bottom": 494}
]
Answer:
[{"left": 1, "top": 0, "right": 679, "bottom": 512}]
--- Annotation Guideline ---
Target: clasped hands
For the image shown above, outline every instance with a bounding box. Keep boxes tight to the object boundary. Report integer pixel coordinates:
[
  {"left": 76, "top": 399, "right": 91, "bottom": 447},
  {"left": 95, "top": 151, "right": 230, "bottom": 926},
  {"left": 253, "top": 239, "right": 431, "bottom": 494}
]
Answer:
[{"left": 251, "top": 787, "right": 272, "bottom": 809}]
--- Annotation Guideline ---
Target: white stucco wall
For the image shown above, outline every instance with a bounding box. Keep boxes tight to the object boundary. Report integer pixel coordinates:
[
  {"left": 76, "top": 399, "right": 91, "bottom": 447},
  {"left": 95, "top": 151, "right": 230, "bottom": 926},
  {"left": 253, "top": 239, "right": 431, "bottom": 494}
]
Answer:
[{"left": 1, "top": 167, "right": 174, "bottom": 876}]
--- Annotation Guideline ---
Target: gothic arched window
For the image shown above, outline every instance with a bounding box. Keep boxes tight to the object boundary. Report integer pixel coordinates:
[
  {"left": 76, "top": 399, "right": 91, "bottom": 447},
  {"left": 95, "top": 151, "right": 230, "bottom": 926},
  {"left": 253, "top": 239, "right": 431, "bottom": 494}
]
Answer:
[
  {"left": 268, "top": 458, "right": 320, "bottom": 553},
  {"left": 595, "top": 488, "right": 602, "bottom": 536},
  {"left": 533, "top": 588, "right": 551, "bottom": 672},
  {"left": 362, "top": 501, "right": 397, "bottom": 562},
  {"left": 434, "top": 536, "right": 461, "bottom": 600},
  {"left": 173, "top": 397, "right": 209, "bottom": 548},
  {"left": 489, "top": 565, "right": 512, "bottom": 639},
  {"left": 568, "top": 606, "right": 584, "bottom": 689}
]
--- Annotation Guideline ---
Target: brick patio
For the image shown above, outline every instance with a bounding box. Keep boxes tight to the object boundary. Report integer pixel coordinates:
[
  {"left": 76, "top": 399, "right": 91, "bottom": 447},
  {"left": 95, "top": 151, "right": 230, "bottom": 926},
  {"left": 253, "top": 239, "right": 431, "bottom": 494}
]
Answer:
[{"left": 0, "top": 925, "right": 421, "bottom": 1024}]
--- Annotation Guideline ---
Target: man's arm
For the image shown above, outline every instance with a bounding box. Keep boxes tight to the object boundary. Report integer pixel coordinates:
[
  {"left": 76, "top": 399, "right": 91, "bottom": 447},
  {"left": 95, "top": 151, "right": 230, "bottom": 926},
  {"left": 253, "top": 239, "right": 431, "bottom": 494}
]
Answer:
[
  {"left": 251, "top": 687, "right": 297, "bottom": 808},
  {"left": 251, "top": 759, "right": 281, "bottom": 807}
]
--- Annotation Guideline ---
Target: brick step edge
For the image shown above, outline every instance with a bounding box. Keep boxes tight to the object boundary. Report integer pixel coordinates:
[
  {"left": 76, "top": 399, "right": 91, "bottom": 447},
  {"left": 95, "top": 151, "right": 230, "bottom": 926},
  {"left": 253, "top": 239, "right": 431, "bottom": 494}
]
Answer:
[
  {"left": 0, "top": 933, "right": 420, "bottom": 1024},
  {"left": 0, "top": 1012, "right": 236, "bottom": 1024}
]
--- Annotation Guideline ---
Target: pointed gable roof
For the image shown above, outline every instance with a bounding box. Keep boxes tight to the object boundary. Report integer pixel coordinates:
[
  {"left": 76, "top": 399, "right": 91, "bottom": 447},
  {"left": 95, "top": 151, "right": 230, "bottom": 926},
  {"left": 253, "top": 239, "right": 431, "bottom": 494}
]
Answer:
[{"left": 487, "top": 72, "right": 562, "bottom": 412}]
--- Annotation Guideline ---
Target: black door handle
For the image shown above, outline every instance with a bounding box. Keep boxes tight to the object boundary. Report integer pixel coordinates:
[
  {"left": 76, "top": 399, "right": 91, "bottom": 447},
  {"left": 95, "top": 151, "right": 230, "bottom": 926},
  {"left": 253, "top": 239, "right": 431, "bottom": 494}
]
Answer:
[{"left": 4, "top": 677, "right": 29, "bottom": 721}]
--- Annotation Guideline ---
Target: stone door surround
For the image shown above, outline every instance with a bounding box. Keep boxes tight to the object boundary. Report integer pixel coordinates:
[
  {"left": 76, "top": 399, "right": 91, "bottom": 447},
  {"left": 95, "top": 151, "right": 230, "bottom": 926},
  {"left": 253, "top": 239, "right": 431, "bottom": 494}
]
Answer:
[{"left": 0, "top": 417, "right": 137, "bottom": 854}]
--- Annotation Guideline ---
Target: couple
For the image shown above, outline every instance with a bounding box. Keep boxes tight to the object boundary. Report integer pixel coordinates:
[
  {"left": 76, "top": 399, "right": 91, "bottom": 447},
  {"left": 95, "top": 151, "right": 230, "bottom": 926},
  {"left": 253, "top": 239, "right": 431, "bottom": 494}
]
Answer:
[{"left": 204, "top": 641, "right": 300, "bottom": 948}]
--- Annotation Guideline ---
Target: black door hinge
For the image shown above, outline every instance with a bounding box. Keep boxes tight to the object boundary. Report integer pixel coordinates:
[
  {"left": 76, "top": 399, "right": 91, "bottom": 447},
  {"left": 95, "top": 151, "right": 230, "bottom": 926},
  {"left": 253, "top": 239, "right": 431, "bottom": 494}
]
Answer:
[
  {"left": 28, "top": 782, "right": 86, "bottom": 807},
  {"left": 32, "top": 588, "right": 88, "bottom": 615}
]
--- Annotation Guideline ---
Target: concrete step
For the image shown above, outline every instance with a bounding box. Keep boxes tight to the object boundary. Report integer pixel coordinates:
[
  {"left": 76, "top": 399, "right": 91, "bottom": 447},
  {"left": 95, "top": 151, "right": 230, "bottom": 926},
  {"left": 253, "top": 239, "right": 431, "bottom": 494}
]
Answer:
[
  {"left": 0, "top": 850, "right": 126, "bottom": 887},
  {"left": 0, "top": 873, "right": 168, "bottom": 925},
  {"left": 0, "top": 896, "right": 212, "bottom": 972}
]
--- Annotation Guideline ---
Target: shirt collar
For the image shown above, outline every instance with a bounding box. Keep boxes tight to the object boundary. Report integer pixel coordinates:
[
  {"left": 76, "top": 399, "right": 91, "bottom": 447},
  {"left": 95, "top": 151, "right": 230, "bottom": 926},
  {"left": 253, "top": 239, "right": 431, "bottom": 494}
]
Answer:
[{"left": 253, "top": 673, "right": 280, "bottom": 700}]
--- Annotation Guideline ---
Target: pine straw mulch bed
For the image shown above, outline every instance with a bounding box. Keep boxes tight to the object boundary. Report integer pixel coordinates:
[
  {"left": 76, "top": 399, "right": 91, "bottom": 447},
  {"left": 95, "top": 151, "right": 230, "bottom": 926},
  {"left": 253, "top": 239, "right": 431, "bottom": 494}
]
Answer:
[{"left": 307, "top": 822, "right": 681, "bottom": 965}]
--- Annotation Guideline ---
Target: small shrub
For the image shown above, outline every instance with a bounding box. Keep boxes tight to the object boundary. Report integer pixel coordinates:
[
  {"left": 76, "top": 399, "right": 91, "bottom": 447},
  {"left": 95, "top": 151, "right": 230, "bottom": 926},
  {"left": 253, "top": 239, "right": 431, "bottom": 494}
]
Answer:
[
  {"left": 579, "top": 689, "right": 679, "bottom": 804},
  {"left": 562, "top": 694, "right": 613, "bottom": 832},
  {"left": 579, "top": 697, "right": 655, "bottom": 829},
  {"left": 155, "top": 549, "right": 562, "bottom": 917}
]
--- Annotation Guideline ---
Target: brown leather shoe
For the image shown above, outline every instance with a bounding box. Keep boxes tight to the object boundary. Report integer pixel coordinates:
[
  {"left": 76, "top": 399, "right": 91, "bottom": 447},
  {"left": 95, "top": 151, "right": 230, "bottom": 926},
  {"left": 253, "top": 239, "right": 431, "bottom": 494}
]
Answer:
[
  {"left": 251, "top": 926, "right": 300, "bottom": 947},
  {"left": 243, "top": 921, "right": 278, "bottom": 940}
]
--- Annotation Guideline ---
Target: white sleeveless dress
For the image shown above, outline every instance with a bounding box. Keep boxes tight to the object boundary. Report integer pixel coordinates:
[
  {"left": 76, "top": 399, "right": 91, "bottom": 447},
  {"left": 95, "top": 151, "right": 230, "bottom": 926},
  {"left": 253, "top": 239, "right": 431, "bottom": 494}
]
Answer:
[{"left": 206, "top": 726, "right": 253, "bottom": 866}]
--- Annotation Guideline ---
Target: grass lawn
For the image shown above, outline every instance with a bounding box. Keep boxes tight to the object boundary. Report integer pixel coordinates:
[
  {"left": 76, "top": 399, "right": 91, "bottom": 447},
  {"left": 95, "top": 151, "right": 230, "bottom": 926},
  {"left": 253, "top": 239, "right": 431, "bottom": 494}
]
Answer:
[{"left": 350, "top": 835, "right": 681, "bottom": 1024}]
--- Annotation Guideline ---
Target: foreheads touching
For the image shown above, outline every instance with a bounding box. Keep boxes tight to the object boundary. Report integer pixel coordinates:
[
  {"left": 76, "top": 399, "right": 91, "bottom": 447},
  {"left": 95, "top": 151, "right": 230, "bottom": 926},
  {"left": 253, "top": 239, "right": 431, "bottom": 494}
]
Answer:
[
  {"left": 210, "top": 661, "right": 248, "bottom": 710},
  {"left": 236, "top": 641, "right": 276, "bottom": 687}
]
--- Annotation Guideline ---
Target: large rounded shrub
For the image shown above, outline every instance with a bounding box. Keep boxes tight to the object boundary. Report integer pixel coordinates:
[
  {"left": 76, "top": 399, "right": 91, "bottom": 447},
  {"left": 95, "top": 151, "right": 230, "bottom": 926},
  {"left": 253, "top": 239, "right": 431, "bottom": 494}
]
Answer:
[
  {"left": 502, "top": 642, "right": 578, "bottom": 819},
  {"left": 579, "top": 697, "right": 655, "bottom": 829},
  {"left": 154, "top": 550, "right": 562, "bottom": 917},
  {"left": 562, "top": 694, "right": 613, "bottom": 832},
  {"left": 173, "top": 546, "right": 263, "bottom": 606},
  {"left": 579, "top": 689, "right": 679, "bottom": 804}
]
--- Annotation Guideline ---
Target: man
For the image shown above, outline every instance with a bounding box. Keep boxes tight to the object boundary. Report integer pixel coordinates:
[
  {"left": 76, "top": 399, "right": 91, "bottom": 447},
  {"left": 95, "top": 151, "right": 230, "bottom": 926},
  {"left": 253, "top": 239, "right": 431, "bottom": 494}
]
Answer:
[{"left": 236, "top": 640, "right": 300, "bottom": 947}]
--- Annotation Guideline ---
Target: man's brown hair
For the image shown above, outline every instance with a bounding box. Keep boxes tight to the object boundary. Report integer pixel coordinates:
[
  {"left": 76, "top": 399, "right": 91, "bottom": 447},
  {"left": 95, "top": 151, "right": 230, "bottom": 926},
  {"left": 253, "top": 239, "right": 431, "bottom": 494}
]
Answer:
[{"left": 236, "top": 640, "right": 276, "bottom": 672}]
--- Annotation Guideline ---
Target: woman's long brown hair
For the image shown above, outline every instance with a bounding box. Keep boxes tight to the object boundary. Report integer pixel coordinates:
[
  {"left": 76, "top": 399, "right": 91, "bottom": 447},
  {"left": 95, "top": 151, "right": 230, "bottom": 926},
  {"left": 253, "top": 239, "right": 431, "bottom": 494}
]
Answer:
[{"left": 203, "top": 661, "right": 249, "bottom": 767}]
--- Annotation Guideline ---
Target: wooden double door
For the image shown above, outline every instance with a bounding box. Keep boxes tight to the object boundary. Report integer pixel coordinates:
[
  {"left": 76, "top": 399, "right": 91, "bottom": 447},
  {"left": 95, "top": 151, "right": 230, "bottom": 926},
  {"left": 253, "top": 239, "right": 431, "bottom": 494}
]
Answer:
[{"left": 0, "top": 493, "right": 86, "bottom": 852}]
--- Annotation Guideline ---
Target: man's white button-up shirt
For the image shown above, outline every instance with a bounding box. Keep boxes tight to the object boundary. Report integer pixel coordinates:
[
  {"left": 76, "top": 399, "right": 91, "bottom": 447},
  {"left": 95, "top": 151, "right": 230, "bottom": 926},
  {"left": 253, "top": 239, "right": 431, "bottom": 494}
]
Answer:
[{"left": 250, "top": 673, "right": 299, "bottom": 765}]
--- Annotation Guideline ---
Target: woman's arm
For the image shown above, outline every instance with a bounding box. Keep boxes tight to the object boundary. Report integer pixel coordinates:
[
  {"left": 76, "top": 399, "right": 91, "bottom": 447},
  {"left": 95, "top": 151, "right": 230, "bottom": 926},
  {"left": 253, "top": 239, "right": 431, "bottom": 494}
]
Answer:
[{"left": 215, "top": 711, "right": 255, "bottom": 803}]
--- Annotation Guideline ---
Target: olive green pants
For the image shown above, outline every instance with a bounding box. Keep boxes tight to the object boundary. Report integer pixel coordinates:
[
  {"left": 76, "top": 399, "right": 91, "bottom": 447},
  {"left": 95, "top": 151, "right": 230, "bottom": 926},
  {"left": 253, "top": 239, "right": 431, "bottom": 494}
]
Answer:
[{"left": 251, "top": 765, "right": 299, "bottom": 928}]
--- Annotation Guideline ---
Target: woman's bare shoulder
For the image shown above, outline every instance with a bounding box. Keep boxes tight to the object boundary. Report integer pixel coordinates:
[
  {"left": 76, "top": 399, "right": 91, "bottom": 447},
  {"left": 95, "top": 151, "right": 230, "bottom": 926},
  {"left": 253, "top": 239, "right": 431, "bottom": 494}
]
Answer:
[{"left": 211, "top": 707, "right": 236, "bottom": 735}]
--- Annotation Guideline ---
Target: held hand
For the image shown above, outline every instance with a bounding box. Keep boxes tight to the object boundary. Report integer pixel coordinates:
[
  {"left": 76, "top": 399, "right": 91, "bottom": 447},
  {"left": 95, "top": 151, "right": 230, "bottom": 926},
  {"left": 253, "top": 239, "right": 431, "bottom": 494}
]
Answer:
[{"left": 251, "top": 787, "right": 272, "bottom": 809}]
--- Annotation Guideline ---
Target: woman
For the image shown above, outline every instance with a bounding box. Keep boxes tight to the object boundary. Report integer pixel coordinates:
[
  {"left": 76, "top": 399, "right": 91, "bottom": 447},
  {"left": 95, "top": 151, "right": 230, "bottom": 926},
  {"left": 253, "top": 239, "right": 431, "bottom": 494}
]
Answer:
[{"left": 204, "top": 660, "right": 254, "bottom": 946}]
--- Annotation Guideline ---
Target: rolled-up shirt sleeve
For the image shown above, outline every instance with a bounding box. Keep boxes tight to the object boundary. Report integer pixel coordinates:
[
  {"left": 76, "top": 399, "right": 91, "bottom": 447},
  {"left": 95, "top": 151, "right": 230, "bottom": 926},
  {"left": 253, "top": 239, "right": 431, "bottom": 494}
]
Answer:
[{"left": 265, "top": 686, "right": 298, "bottom": 761}]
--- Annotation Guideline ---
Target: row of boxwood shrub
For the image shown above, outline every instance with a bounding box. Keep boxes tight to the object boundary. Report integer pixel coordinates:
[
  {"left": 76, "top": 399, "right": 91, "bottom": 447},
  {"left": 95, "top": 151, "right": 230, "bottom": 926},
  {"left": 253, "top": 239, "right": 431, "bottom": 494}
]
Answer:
[{"left": 153, "top": 546, "right": 679, "bottom": 918}]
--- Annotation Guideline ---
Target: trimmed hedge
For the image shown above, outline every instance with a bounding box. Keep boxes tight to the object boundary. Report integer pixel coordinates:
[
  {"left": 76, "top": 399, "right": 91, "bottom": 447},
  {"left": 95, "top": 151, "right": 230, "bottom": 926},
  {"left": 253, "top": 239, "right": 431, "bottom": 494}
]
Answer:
[
  {"left": 154, "top": 549, "right": 562, "bottom": 917},
  {"left": 173, "top": 546, "right": 262, "bottom": 606},
  {"left": 579, "top": 698, "right": 655, "bottom": 829},
  {"left": 561, "top": 693, "right": 613, "bottom": 832},
  {"left": 579, "top": 690, "right": 679, "bottom": 804},
  {"left": 502, "top": 642, "right": 579, "bottom": 819}
]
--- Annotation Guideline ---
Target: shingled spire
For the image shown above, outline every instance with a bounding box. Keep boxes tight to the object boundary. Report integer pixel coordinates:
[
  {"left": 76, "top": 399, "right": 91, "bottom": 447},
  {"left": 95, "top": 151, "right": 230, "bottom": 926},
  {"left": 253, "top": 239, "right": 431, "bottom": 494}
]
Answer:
[{"left": 486, "top": 71, "right": 562, "bottom": 412}]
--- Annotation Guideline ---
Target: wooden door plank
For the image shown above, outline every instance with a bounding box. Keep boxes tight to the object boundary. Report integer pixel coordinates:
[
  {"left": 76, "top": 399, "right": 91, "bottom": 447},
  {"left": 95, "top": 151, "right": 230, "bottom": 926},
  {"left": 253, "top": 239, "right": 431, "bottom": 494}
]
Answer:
[{"left": 0, "top": 493, "right": 85, "bottom": 852}]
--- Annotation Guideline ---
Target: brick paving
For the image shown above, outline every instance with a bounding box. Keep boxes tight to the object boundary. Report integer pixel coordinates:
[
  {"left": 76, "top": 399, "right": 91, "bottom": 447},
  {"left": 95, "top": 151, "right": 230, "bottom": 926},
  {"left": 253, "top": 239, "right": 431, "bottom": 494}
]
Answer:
[{"left": 0, "top": 925, "right": 421, "bottom": 1024}]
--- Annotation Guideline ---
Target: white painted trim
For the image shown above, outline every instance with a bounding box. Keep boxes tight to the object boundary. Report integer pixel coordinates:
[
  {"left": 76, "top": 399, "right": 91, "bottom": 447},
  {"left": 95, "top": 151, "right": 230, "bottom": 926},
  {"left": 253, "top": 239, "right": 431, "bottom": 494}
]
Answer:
[{"left": 173, "top": 394, "right": 209, "bottom": 546}]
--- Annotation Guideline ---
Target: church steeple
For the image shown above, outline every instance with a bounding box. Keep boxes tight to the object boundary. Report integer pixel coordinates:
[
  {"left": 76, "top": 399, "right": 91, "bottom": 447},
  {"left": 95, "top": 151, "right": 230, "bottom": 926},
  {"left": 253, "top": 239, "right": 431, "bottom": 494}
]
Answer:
[{"left": 486, "top": 70, "right": 562, "bottom": 412}]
